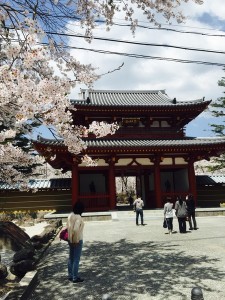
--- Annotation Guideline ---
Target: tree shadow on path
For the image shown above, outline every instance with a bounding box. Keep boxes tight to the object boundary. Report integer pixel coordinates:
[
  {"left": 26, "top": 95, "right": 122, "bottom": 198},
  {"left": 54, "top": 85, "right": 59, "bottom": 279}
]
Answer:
[{"left": 29, "top": 239, "right": 225, "bottom": 300}]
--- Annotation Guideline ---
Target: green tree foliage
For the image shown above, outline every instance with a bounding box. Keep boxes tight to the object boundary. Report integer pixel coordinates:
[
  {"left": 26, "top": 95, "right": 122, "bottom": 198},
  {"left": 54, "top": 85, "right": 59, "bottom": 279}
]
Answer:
[
  {"left": 209, "top": 74, "right": 225, "bottom": 171},
  {"left": 0, "top": 119, "right": 43, "bottom": 182}
]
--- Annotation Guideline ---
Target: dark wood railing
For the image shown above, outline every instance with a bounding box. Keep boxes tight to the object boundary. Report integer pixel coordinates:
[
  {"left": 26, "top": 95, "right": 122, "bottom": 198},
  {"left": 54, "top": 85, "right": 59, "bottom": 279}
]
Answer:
[
  {"left": 78, "top": 194, "right": 110, "bottom": 211},
  {"left": 107, "top": 127, "right": 185, "bottom": 139},
  {"left": 0, "top": 186, "right": 224, "bottom": 212}
]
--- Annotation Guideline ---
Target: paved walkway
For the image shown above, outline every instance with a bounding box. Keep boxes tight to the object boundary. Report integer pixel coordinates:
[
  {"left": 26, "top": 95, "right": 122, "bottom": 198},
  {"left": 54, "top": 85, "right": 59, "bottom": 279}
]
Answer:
[{"left": 29, "top": 211, "right": 225, "bottom": 300}]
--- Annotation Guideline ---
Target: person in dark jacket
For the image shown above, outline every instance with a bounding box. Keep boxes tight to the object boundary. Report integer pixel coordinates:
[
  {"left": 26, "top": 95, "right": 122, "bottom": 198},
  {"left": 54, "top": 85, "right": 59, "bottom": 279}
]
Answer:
[
  {"left": 186, "top": 194, "right": 197, "bottom": 230},
  {"left": 128, "top": 194, "right": 133, "bottom": 208},
  {"left": 175, "top": 195, "right": 188, "bottom": 233}
]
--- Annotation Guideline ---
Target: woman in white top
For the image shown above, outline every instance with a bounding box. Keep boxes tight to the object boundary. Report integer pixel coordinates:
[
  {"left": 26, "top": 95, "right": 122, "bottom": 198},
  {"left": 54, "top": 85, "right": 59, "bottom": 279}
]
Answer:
[
  {"left": 164, "top": 197, "right": 174, "bottom": 235},
  {"left": 67, "top": 201, "right": 85, "bottom": 283}
]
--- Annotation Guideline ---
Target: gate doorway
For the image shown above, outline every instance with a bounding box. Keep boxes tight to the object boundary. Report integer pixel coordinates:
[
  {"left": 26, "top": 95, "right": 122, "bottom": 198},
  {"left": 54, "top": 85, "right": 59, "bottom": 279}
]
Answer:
[
  {"left": 115, "top": 168, "right": 156, "bottom": 209},
  {"left": 115, "top": 175, "right": 136, "bottom": 208}
]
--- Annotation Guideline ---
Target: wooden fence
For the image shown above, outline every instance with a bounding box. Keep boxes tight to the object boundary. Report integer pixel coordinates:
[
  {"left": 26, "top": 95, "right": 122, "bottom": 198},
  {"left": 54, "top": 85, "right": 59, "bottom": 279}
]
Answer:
[
  {"left": 0, "top": 190, "right": 111, "bottom": 212},
  {"left": 0, "top": 190, "right": 72, "bottom": 212},
  {"left": 0, "top": 183, "right": 225, "bottom": 212},
  {"left": 196, "top": 185, "right": 225, "bottom": 208}
]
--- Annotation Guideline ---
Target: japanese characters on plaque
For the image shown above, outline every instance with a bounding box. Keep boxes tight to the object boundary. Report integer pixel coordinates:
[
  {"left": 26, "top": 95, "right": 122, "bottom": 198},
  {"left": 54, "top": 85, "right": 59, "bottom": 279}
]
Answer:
[{"left": 122, "top": 118, "right": 140, "bottom": 127}]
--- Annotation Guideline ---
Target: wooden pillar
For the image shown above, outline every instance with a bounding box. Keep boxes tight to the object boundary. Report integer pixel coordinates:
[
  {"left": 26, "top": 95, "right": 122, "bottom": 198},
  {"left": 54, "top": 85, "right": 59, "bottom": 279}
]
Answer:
[
  {"left": 188, "top": 160, "right": 197, "bottom": 203},
  {"left": 136, "top": 169, "right": 141, "bottom": 196},
  {"left": 154, "top": 156, "right": 162, "bottom": 208},
  {"left": 108, "top": 157, "right": 116, "bottom": 210},
  {"left": 144, "top": 172, "right": 150, "bottom": 208},
  {"left": 71, "top": 161, "right": 79, "bottom": 208}
]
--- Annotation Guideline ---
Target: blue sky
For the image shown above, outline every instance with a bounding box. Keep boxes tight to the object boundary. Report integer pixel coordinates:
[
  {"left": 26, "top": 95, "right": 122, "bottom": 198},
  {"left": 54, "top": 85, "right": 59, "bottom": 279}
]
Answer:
[{"left": 62, "top": 0, "right": 225, "bottom": 139}]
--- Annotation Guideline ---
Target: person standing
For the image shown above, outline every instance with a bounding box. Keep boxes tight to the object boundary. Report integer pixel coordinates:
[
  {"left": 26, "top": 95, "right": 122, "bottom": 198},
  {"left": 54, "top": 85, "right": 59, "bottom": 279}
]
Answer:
[
  {"left": 128, "top": 194, "right": 133, "bottom": 208},
  {"left": 164, "top": 197, "right": 174, "bottom": 235},
  {"left": 186, "top": 194, "right": 197, "bottom": 230},
  {"left": 175, "top": 195, "right": 188, "bottom": 233},
  {"left": 133, "top": 195, "right": 144, "bottom": 226},
  {"left": 67, "top": 201, "right": 85, "bottom": 283}
]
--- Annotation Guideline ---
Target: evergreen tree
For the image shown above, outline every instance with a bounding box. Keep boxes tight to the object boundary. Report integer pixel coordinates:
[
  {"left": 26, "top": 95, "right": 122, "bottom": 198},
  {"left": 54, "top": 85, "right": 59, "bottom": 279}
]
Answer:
[
  {"left": 0, "top": 119, "right": 43, "bottom": 184},
  {"left": 209, "top": 74, "right": 225, "bottom": 171}
]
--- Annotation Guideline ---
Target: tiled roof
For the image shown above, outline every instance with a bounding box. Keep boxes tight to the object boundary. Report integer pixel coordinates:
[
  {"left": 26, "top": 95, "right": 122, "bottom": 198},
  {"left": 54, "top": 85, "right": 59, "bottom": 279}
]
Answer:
[
  {"left": 196, "top": 175, "right": 225, "bottom": 186},
  {"left": 195, "top": 175, "right": 216, "bottom": 186},
  {"left": 35, "top": 137, "right": 225, "bottom": 148},
  {"left": 0, "top": 176, "right": 224, "bottom": 191},
  {"left": 210, "top": 175, "right": 225, "bottom": 184},
  {"left": 70, "top": 89, "right": 208, "bottom": 107},
  {"left": 0, "top": 178, "right": 71, "bottom": 191},
  {"left": 86, "top": 138, "right": 225, "bottom": 148}
]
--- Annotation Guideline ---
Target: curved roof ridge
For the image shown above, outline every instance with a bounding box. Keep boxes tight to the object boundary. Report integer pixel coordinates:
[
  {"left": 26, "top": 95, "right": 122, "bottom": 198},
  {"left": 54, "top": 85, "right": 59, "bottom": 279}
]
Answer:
[
  {"left": 69, "top": 89, "right": 209, "bottom": 107},
  {"left": 33, "top": 137, "right": 225, "bottom": 147},
  {"left": 177, "top": 98, "right": 210, "bottom": 103},
  {"left": 194, "top": 136, "right": 225, "bottom": 140},
  {"left": 81, "top": 88, "right": 167, "bottom": 94}
]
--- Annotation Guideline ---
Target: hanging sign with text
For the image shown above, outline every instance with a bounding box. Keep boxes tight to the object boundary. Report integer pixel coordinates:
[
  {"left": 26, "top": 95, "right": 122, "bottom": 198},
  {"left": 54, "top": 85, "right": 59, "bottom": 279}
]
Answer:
[{"left": 122, "top": 118, "right": 140, "bottom": 126}]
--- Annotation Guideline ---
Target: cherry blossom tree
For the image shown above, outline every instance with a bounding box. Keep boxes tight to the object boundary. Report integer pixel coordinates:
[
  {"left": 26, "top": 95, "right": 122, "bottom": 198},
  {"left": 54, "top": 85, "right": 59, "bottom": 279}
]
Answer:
[{"left": 0, "top": 0, "right": 204, "bottom": 185}]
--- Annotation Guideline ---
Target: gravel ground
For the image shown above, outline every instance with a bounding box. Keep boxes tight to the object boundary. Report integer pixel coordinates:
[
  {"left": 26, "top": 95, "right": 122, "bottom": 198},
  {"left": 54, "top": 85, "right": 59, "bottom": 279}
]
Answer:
[{"left": 29, "top": 212, "right": 225, "bottom": 300}]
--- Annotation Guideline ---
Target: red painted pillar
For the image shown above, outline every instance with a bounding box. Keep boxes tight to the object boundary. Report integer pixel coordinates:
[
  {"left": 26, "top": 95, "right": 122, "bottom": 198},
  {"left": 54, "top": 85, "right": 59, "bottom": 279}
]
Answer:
[
  {"left": 108, "top": 158, "right": 116, "bottom": 210},
  {"left": 72, "top": 162, "right": 79, "bottom": 208},
  {"left": 154, "top": 156, "right": 162, "bottom": 208},
  {"left": 188, "top": 160, "right": 197, "bottom": 204}
]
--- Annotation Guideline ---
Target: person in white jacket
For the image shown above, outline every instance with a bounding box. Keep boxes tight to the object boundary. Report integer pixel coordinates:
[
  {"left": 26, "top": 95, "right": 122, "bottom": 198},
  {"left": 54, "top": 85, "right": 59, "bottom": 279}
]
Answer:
[
  {"left": 133, "top": 195, "right": 144, "bottom": 226},
  {"left": 164, "top": 197, "right": 174, "bottom": 235},
  {"left": 67, "top": 201, "right": 85, "bottom": 283}
]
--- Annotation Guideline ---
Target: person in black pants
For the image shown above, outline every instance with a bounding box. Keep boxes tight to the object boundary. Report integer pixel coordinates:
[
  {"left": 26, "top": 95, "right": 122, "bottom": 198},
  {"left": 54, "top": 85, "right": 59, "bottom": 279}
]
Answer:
[
  {"left": 175, "top": 196, "right": 188, "bottom": 233},
  {"left": 186, "top": 194, "right": 197, "bottom": 230}
]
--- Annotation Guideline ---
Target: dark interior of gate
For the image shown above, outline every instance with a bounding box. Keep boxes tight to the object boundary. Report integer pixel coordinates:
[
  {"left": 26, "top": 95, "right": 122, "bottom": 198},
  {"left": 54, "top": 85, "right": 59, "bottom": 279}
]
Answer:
[{"left": 77, "top": 166, "right": 190, "bottom": 211}]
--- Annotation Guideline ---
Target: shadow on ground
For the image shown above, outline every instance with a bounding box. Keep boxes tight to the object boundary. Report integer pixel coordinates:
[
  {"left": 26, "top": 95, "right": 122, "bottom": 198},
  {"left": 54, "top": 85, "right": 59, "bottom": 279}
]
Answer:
[{"left": 28, "top": 238, "right": 225, "bottom": 300}]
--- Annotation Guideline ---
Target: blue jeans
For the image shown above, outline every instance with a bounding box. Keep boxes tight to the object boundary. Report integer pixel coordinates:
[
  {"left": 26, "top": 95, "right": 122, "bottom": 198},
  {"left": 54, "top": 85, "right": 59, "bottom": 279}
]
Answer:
[
  {"left": 68, "top": 240, "right": 83, "bottom": 280},
  {"left": 136, "top": 209, "right": 144, "bottom": 225},
  {"left": 166, "top": 217, "right": 173, "bottom": 231}
]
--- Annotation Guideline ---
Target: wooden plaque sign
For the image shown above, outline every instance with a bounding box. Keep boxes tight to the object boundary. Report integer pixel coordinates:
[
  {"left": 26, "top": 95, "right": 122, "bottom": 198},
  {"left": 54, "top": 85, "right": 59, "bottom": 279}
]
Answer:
[{"left": 122, "top": 118, "right": 140, "bottom": 126}]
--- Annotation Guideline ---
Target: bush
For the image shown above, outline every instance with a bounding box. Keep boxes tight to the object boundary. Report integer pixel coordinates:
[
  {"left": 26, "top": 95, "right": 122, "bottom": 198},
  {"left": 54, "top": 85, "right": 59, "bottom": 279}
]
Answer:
[{"left": 0, "top": 210, "right": 52, "bottom": 223}]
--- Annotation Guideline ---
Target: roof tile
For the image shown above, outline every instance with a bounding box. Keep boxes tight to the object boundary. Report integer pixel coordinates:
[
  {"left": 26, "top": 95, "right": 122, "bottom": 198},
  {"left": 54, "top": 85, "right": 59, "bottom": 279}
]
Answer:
[
  {"left": 70, "top": 89, "right": 206, "bottom": 107},
  {"left": 35, "top": 137, "right": 225, "bottom": 148}
]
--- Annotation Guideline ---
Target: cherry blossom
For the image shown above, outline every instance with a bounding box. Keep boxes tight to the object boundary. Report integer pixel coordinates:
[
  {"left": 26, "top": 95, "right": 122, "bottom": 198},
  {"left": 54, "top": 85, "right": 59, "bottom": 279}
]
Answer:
[{"left": 0, "top": 0, "right": 204, "bottom": 186}]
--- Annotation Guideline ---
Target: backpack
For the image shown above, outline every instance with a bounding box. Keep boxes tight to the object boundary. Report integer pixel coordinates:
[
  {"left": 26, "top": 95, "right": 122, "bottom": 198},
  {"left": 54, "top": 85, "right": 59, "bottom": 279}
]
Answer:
[{"left": 176, "top": 201, "right": 188, "bottom": 218}]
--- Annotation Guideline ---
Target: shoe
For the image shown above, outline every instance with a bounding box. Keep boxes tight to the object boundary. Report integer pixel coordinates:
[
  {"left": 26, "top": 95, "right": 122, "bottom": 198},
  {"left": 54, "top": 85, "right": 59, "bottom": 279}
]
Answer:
[
  {"left": 194, "top": 228, "right": 198, "bottom": 230},
  {"left": 136, "top": 224, "right": 139, "bottom": 226},
  {"left": 68, "top": 278, "right": 73, "bottom": 282},
  {"left": 73, "top": 277, "right": 84, "bottom": 283},
  {"left": 189, "top": 228, "right": 193, "bottom": 230}
]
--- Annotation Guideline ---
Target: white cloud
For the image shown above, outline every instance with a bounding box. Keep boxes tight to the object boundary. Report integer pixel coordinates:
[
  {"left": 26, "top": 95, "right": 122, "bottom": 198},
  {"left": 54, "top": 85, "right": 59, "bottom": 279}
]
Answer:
[
  {"left": 187, "top": 0, "right": 225, "bottom": 21},
  {"left": 67, "top": 0, "right": 225, "bottom": 137}
]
